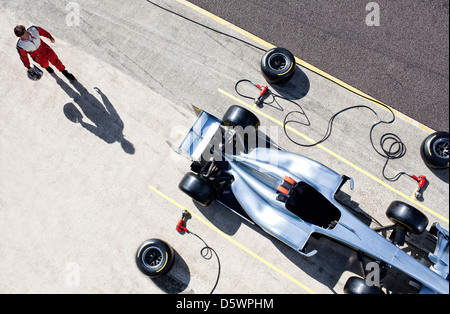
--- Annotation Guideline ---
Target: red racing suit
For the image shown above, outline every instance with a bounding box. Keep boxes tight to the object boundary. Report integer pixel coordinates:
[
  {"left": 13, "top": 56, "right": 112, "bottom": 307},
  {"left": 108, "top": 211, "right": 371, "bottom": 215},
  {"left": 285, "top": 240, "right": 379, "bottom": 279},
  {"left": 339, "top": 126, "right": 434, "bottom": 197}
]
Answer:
[{"left": 16, "top": 26, "right": 66, "bottom": 72}]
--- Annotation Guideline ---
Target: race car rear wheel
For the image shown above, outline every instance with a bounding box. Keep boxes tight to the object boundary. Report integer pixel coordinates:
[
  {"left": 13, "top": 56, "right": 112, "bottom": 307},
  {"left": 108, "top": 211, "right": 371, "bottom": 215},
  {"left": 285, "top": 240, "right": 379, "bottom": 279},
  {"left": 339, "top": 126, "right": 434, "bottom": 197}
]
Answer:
[
  {"left": 386, "top": 201, "right": 428, "bottom": 234},
  {"left": 343, "top": 277, "right": 384, "bottom": 294},
  {"left": 420, "top": 131, "right": 449, "bottom": 169},
  {"left": 178, "top": 172, "right": 218, "bottom": 207},
  {"left": 222, "top": 105, "right": 260, "bottom": 130},
  {"left": 261, "top": 47, "right": 296, "bottom": 84},
  {"left": 135, "top": 239, "right": 175, "bottom": 278}
]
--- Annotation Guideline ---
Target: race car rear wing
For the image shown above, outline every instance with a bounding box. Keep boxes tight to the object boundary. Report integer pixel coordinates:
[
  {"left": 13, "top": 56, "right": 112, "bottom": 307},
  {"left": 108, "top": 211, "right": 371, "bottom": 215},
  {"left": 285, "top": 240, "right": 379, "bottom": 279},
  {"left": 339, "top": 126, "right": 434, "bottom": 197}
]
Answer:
[{"left": 167, "top": 106, "right": 222, "bottom": 162}]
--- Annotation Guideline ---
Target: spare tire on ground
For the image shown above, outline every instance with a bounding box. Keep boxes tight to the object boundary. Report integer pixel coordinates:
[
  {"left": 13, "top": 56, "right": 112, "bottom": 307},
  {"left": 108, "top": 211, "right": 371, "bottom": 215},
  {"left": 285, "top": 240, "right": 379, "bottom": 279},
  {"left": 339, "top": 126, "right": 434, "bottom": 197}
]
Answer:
[
  {"left": 261, "top": 47, "right": 296, "bottom": 84},
  {"left": 420, "top": 131, "right": 449, "bottom": 169},
  {"left": 136, "top": 239, "right": 175, "bottom": 278}
]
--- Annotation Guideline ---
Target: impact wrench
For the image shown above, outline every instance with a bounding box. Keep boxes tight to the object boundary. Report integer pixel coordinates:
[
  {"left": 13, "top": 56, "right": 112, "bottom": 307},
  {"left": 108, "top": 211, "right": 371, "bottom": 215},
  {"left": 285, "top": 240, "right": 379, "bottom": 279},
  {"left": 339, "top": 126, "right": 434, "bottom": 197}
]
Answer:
[
  {"left": 176, "top": 210, "right": 190, "bottom": 233},
  {"left": 175, "top": 210, "right": 221, "bottom": 294},
  {"left": 254, "top": 84, "right": 268, "bottom": 106},
  {"left": 412, "top": 175, "right": 427, "bottom": 199}
]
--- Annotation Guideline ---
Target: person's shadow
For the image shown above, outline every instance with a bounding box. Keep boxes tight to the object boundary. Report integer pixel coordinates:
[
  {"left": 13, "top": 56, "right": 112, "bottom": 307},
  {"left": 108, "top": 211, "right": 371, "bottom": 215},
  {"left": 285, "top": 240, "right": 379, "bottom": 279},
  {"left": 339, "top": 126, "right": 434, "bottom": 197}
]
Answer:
[{"left": 53, "top": 74, "right": 135, "bottom": 154}]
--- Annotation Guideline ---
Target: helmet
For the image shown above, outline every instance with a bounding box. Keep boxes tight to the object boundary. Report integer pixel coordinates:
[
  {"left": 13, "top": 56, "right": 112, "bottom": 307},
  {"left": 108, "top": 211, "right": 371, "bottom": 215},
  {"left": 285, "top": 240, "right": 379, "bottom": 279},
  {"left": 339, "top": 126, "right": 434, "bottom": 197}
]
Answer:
[{"left": 27, "top": 65, "right": 43, "bottom": 81}]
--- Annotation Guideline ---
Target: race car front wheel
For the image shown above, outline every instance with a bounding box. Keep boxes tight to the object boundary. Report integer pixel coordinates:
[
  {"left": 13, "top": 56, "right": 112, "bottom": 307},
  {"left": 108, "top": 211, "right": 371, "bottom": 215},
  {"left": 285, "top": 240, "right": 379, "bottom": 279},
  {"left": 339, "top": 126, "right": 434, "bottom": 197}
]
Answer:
[
  {"left": 386, "top": 201, "right": 428, "bottom": 234},
  {"left": 136, "top": 239, "right": 175, "bottom": 278},
  {"left": 179, "top": 172, "right": 218, "bottom": 207},
  {"left": 420, "top": 131, "right": 449, "bottom": 169},
  {"left": 344, "top": 277, "right": 384, "bottom": 294}
]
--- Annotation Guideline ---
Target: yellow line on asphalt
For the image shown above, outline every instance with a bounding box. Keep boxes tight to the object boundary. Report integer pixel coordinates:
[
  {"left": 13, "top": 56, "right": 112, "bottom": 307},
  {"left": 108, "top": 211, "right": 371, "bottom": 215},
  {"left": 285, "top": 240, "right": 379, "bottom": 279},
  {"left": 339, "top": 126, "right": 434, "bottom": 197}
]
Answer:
[
  {"left": 177, "top": 0, "right": 434, "bottom": 134},
  {"left": 148, "top": 185, "right": 318, "bottom": 294},
  {"left": 218, "top": 88, "right": 449, "bottom": 224},
  {"left": 177, "top": 0, "right": 276, "bottom": 50}
]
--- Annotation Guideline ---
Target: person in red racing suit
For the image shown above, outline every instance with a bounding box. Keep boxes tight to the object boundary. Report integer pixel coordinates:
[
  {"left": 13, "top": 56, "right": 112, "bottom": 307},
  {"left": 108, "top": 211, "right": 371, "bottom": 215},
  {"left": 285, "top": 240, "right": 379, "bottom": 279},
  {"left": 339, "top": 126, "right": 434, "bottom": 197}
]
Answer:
[{"left": 15, "top": 25, "right": 76, "bottom": 81}]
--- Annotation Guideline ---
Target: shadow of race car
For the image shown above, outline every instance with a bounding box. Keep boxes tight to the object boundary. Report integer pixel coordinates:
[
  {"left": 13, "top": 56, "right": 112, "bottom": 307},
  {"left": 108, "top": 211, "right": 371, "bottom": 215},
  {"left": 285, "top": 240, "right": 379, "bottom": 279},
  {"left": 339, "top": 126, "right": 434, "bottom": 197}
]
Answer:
[{"left": 170, "top": 105, "right": 449, "bottom": 294}]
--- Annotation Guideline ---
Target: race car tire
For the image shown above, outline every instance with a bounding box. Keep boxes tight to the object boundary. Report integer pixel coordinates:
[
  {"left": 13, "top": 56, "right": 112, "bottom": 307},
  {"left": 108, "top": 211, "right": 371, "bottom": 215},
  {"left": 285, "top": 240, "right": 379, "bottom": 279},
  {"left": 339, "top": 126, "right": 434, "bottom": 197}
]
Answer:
[
  {"left": 261, "top": 47, "right": 296, "bottom": 84},
  {"left": 343, "top": 277, "right": 384, "bottom": 294},
  {"left": 222, "top": 105, "right": 260, "bottom": 130},
  {"left": 420, "top": 131, "right": 449, "bottom": 169},
  {"left": 386, "top": 201, "right": 429, "bottom": 234},
  {"left": 179, "top": 172, "right": 218, "bottom": 207},
  {"left": 136, "top": 239, "right": 175, "bottom": 278}
]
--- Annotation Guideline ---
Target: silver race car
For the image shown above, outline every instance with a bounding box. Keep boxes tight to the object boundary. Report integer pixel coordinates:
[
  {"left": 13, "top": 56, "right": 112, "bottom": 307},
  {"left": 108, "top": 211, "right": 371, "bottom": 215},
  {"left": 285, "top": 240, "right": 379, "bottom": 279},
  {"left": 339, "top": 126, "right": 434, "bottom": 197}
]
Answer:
[{"left": 171, "top": 105, "right": 449, "bottom": 294}]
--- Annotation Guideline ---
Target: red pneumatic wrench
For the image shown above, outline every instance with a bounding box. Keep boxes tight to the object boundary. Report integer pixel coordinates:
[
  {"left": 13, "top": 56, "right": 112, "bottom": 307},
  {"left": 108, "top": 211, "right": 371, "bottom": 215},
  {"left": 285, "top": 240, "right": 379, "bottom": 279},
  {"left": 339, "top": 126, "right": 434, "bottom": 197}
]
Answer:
[
  {"left": 254, "top": 84, "right": 268, "bottom": 106},
  {"left": 174, "top": 210, "right": 221, "bottom": 294},
  {"left": 176, "top": 210, "right": 191, "bottom": 234},
  {"left": 412, "top": 175, "right": 427, "bottom": 199}
]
